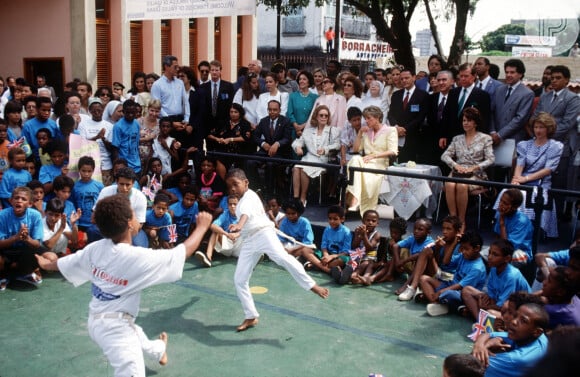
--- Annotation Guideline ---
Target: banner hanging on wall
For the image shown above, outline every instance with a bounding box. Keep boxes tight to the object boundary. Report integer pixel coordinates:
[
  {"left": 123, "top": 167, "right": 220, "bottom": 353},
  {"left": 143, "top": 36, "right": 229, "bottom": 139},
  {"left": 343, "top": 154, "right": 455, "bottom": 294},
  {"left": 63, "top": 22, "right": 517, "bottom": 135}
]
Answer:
[{"left": 126, "top": 0, "right": 256, "bottom": 21}]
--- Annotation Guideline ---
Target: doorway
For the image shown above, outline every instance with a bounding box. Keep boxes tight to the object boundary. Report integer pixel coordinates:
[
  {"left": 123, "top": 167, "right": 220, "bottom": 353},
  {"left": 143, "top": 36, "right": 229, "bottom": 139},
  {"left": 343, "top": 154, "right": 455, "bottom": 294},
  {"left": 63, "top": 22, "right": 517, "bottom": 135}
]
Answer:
[{"left": 23, "top": 58, "right": 65, "bottom": 99}]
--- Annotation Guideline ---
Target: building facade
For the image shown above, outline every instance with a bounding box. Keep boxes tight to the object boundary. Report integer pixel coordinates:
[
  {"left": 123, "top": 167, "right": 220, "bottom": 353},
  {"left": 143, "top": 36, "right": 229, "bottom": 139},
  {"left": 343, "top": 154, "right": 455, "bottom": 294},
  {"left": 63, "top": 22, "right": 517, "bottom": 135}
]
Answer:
[{"left": 0, "top": 0, "right": 257, "bottom": 97}]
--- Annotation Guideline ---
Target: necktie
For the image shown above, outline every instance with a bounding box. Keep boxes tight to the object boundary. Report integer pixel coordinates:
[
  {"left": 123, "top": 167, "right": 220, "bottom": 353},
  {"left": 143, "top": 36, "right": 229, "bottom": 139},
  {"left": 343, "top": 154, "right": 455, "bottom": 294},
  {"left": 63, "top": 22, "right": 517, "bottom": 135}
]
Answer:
[
  {"left": 457, "top": 89, "right": 467, "bottom": 117},
  {"left": 505, "top": 86, "right": 512, "bottom": 102},
  {"left": 478, "top": 82, "right": 483, "bottom": 89},
  {"left": 212, "top": 83, "right": 218, "bottom": 117},
  {"left": 270, "top": 119, "right": 275, "bottom": 138},
  {"left": 402, "top": 91, "right": 410, "bottom": 111},
  {"left": 438, "top": 96, "right": 446, "bottom": 121},
  {"left": 552, "top": 93, "right": 558, "bottom": 103}
]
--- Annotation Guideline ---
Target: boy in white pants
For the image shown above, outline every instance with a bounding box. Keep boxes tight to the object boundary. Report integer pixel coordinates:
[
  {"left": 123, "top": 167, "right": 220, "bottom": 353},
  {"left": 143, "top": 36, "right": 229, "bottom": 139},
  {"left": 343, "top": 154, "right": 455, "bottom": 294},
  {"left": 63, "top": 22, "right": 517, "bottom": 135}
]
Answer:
[
  {"left": 36, "top": 194, "right": 212, "bottom": 377},
  {"left": 225, "top": 169, "right": 329, "bottom": 332}
]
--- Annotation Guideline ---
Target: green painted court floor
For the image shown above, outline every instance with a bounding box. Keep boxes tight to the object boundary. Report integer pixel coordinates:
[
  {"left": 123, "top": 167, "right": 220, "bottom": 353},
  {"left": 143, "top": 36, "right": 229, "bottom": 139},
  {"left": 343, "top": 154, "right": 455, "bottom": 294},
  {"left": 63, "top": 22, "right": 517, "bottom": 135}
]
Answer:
[
  {"left": 1, "top": 206, "right": 570, "bottom": 377},
  {"left": 1, "top": 256, "right": 478, "bottom": 377}
]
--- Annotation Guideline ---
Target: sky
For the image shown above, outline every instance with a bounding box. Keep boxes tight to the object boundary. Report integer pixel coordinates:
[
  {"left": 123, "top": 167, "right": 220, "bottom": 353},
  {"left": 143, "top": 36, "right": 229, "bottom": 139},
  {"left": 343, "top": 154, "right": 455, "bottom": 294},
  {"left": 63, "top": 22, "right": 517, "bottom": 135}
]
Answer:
[{"left": 409, "top": 0, "right": 579, "bottom": 53}]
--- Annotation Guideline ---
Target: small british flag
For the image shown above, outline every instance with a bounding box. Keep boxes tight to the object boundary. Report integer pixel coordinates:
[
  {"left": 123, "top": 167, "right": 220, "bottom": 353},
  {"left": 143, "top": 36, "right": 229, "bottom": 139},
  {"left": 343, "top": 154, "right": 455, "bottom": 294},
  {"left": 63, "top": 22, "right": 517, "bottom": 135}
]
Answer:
[
  {"left": 347, "top": 247, "right": 366, "bottom": 270},
  {"left": 467, "top": 309, "right": 496, "bottom": 341},
  {"left": 7, "top": 137, "right": 24, "bottom": 149},
  {"left": 167, "top": 224, "right": 178, "bottom": 243}
]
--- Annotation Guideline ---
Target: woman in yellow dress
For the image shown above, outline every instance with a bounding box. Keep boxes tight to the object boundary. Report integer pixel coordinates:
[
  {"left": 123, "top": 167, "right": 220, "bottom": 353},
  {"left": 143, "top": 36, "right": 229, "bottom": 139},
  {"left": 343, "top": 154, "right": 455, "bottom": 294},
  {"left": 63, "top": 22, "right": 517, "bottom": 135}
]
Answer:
[{"left": 346, "top": 105, "right": 398, "bottom": 216}]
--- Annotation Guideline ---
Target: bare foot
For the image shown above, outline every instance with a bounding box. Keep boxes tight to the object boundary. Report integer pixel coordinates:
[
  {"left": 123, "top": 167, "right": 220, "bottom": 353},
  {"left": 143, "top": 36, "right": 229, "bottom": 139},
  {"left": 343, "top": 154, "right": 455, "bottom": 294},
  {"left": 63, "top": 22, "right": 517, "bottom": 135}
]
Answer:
[
  {"left": 159, "top": 332, "right": 168, "bottom": 366},
  {"left": 236, "top": 318, "right": 259, "bottom": 332},
  {"left": 361, "top": 276, "right": 372, "bottom": 286},
  {"left": 311, "top": 285, "right": 329, "bottom": 299},
  {"left": 350, "top": 275, "right": 363, "bottom": 285}
]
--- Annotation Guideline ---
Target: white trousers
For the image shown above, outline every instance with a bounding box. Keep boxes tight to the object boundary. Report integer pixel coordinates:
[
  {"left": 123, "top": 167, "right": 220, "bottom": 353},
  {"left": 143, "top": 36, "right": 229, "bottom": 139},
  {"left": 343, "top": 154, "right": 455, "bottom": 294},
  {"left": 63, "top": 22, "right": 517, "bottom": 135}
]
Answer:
[
  {"left": 234, "top": 228, "right": 316, "bottom": 319},
  {"left": 88, "top": 315, "right": 165, "bottom": 377}
]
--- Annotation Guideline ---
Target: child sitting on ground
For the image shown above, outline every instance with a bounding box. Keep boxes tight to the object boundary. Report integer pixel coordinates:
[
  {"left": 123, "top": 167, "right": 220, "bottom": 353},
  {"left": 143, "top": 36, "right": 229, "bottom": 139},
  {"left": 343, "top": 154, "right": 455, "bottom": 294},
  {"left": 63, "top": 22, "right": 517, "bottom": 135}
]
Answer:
[
  {"left": 144, "top": 193, "right": 173, "bottom": 249},
  {"left": 42, "top": 197, "right": 80, "bottom": 257},
  {"left": 366, "top": 217, "right": 407, "bottom": 284},
  {"left": 278, "top": 199, "right": 315, "bottom": 259},
  {"left": 152, "top": 117, "right": 181, "bottom": 177},
  {"left": 301, "top": 205, "right": 352, "bottom": 275},
  {"left": 398, "top": 216, "right": 463, "bottom": 301},
  {"left": 540, "top": 266, "right": 580, "bottom": 328},
  {"left": 0, "top": 187, "right": 49, "bottom": 290},
  {"left": 473, "top": 303, "right": 549, "bottom": 377},
  {"left": 442, "top": 353, "right": 484, "bottom": 377},
  {"left": 462, "top": 239, "right": 531, "bottom": 320},
  {"left": 343, "top": 209, "right": 382, "bottom": 285},
  {"left": 194, "top": 195, "right": 241, "bottom": 268},
  {"left": 266, "top": 196, "right": 285, "bottom": 227},
  {"left": 419, "top": 230, "right": 487, "bottom": 316},
  {"left": 532, "top": 232, "right": 580, "bottom": 291},
  {"left": 27, "top": 180, "right": 45, "bottom": 215},
  {"left": 197, "top": 156, "right": 226, "bottom": 214},
  {"left": 388, "top": 218, "right": 435, "bottom": 297},
  {"left": 39, "top": 140, "right": 69, "bottom": 194},
  {"left": 0, "top": 147, "right": 32, "bottom": 208},
  {"left": 139, "top": 157, "right": 164, "bottom": 208},
  {"left": 493, "top": 189, "right": 533, "bottom": 267},
  {"left": 169, "top": 186, "right": 199, "bottom": 244},
  {"left": 35, "top": 194, "right": 212, "bottom": 376}
]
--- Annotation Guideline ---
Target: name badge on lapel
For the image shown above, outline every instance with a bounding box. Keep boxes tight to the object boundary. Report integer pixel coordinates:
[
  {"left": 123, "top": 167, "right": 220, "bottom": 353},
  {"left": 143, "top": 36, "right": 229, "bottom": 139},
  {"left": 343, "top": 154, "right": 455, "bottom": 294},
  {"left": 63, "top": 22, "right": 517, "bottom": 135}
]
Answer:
[{"left": 410, "top": 104, "right": 420, "bottom": 112}]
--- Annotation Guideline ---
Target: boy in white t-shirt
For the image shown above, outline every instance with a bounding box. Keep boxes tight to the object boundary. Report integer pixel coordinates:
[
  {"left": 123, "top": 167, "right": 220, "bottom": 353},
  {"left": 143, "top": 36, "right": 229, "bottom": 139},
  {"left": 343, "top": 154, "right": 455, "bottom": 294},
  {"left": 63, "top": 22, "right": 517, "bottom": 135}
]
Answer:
[
  {"left": 35, "top": 194, "right": 212, "bottom": 377},
  {"left": 225, "top": 168, "right": 329, "bottom": 332}
]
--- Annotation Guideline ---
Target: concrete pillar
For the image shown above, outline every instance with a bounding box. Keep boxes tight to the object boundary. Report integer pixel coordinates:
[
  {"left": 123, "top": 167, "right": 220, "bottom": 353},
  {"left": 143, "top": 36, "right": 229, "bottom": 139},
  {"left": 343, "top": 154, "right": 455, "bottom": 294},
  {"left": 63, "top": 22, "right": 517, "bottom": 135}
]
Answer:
[
  {"left": 69, "top": 0, "right": 96, "bottom": 87},
  {"left": 171, "top": 19, "right": 189, "bottom": 66},
  {"left": 109, "top": 0, "right": 131, "bottom": 88},
  {"left": 143, "top": 20, "right": 161, "bottom": 74},
  {"left": 240, "top": 15, "right": 258, "bottom": 64},
  {"left": 220, "top": 16, "right": 237, "bottom": 82},
  {"left": 196, "top": 17, "right": 214, "bottom": 62}
]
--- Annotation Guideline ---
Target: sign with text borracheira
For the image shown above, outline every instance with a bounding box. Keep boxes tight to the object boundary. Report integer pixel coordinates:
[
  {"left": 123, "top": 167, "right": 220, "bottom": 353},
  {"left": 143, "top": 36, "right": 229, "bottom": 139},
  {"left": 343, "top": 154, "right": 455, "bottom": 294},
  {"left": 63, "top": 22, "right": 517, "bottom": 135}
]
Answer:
[
  {"left": 126, "top": 0, "right": 256, "bottom": 21},
  {"left": 340, "top": 38, "right": 393, "bottom": 61}
]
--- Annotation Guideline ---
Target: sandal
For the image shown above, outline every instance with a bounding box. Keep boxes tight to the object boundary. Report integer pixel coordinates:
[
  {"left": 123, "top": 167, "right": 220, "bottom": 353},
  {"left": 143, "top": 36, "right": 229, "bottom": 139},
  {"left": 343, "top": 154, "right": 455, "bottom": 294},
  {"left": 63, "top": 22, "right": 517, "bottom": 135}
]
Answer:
[{"left": 16, "top": 272, "right": 43, "bottom": 287}]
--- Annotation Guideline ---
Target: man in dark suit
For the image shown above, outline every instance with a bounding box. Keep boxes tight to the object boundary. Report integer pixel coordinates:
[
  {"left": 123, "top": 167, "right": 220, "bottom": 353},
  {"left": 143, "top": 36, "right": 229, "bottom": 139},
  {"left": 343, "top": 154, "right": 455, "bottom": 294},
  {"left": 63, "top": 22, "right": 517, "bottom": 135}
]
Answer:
[
  {"left": 425, "top": 70, "right": 454, "bottom": 167},
  {"left": 533, "top": 65, "right": 580, "bottom": 218},
  {"left": 474, "top": 57, "right": 502, "bottom": 102},
  {"left": 440, "top": 63, "right": 491, "bottom": 144},
  {"left": 490, "top": 59, "right": 534, "bottom": 145},
  {"left": 247, "top": 100, "right": 293, "bottom": 193},
  {"left": 387, "top": 68, "right": 429, "bottom": 163},
  {"left": 534, "top": 65, "right": 553, "bottom": 97},
  {"left": 196, "top": 60, "right": 235, "bottom": 152}
]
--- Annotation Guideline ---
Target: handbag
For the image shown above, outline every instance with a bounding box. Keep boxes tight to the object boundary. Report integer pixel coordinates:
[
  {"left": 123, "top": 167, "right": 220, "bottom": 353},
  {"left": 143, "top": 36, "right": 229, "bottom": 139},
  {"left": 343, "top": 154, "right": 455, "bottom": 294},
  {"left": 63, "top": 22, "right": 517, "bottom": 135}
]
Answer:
[
  {"left": 327, "top": 126, "right": 340, "bottom": 164},
  {"left": 451, "top": 170, "right": 474, "bottom": 178}
]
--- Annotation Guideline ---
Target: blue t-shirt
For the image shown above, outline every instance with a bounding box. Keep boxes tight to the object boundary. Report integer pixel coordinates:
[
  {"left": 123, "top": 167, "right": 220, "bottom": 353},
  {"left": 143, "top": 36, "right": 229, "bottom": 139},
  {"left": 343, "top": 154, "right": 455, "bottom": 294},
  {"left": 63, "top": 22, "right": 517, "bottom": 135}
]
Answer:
[
  {"left": 438, "top": 243, "right": 462, "bottom": 274},
  {"left": 112, "top": 118, "right": 141, "bottom": 173},
  {"left": 170, "top": 201, "right": 198, "bottom": 237},
  {"left": 0, "top": 168, "right": 32, "bottom": 203},
  {"left": 321, "top": 224, "right": 353, "bottom": 254},
  {"left": 213, "top": 210, "right": 238, "bottom": 231},
  {"left": 278, "top": 216, "right": 314, "bottom": 245},
  {"left": 398, "top": 235, "right": 435, "bottom": 255},
  {"left": 72, "top": 179, "right": 104, "bottom": 228},
  {"left": 22, "top": 117, "right": 59, "bottom": 157},
  {"left": 548, "top": 249, "right": 570, "bottom": 266},
  {"left": 0, "top": 207, "right": 43, "bottom": 249},
  {"left": 39, "top": 164, "right": 64, "bottom": 184},
  {"left": 145, "top": 210, "right": 172, "bottom": 241},
  {"left": 452, "top": 255, "right": 487, "bottom": 289},
  {"left": 494, "top": 211, "right": 533, "bottom": 260},
  {"left": 485, "top": 332, "right": 548, "bottom": 377},
  {"left": 487, "top": 264, "right": 531, "bottom": 306}
]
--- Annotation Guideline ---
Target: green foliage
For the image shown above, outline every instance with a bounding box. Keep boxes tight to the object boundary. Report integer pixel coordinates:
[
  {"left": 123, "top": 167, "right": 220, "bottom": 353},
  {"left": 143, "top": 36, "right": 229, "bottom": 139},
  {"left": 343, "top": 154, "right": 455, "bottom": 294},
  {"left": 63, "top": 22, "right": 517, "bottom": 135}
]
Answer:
[
  {"left": 478, "top": 50, "right": 510, "bottom": 56},
  {"left": 479, "top": 23, "right": 525, "bottom": 52}
]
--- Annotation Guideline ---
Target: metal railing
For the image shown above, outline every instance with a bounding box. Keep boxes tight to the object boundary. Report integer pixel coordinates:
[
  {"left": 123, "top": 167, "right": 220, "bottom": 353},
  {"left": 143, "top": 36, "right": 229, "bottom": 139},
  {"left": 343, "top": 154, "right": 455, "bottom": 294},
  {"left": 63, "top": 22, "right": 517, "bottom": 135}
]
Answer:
[{"left": 207, "top": 150, "right": 580, "bottom": 255}]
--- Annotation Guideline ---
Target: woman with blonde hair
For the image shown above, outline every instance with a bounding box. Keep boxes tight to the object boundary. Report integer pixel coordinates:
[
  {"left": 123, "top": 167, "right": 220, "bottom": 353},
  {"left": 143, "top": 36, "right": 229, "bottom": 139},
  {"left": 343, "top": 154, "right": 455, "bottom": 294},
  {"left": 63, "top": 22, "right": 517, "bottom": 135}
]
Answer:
[
  {"left": 292, "top": 105, "right": 340, "bottom": 207},
  {"left": 346, "top": 106, "right": 398, "bottom": 215},
  {"left": 138, "top": 99, "right": 161, "bottom": 168}
]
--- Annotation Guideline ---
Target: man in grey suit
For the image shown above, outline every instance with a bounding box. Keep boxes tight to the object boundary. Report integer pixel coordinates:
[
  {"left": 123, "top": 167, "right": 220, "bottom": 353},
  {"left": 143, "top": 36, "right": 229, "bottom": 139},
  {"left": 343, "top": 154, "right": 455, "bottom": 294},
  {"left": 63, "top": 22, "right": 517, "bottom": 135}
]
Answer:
[
  {"left": 490, "top": 59, "right": 534, "bottom": 146},
  {"left": 533, "top": 65, "right": 580, "bottom": 218},
  {"left": 474, "top": 57, "right": 502, "bottom": 101}
]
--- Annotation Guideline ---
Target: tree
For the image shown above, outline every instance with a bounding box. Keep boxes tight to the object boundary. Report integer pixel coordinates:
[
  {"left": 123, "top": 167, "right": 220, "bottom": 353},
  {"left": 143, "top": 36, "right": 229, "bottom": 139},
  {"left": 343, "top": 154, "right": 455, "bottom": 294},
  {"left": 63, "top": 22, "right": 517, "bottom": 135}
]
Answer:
[
  {"left": 258, "top": 0, "right": 479, "bottom": 71},
  {"left": 479, "top": 24, "right": 525, "bottom": 53}
]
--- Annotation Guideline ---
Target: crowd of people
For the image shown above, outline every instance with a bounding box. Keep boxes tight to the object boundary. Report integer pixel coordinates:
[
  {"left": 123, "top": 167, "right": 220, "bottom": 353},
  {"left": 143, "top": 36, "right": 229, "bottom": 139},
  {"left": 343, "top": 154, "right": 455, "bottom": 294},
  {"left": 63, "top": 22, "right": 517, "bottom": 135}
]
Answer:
[{"left": 0, "top": 54, "right": 579, "bottom": 376}]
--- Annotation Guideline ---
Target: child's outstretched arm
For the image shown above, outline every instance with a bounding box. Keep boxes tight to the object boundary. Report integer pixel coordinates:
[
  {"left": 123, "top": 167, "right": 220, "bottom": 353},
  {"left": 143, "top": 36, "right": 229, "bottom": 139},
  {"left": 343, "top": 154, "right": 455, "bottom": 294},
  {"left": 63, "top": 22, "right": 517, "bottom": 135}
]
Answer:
[{"left": 228, "top": 214, "right": 248, "bottom": 233}]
